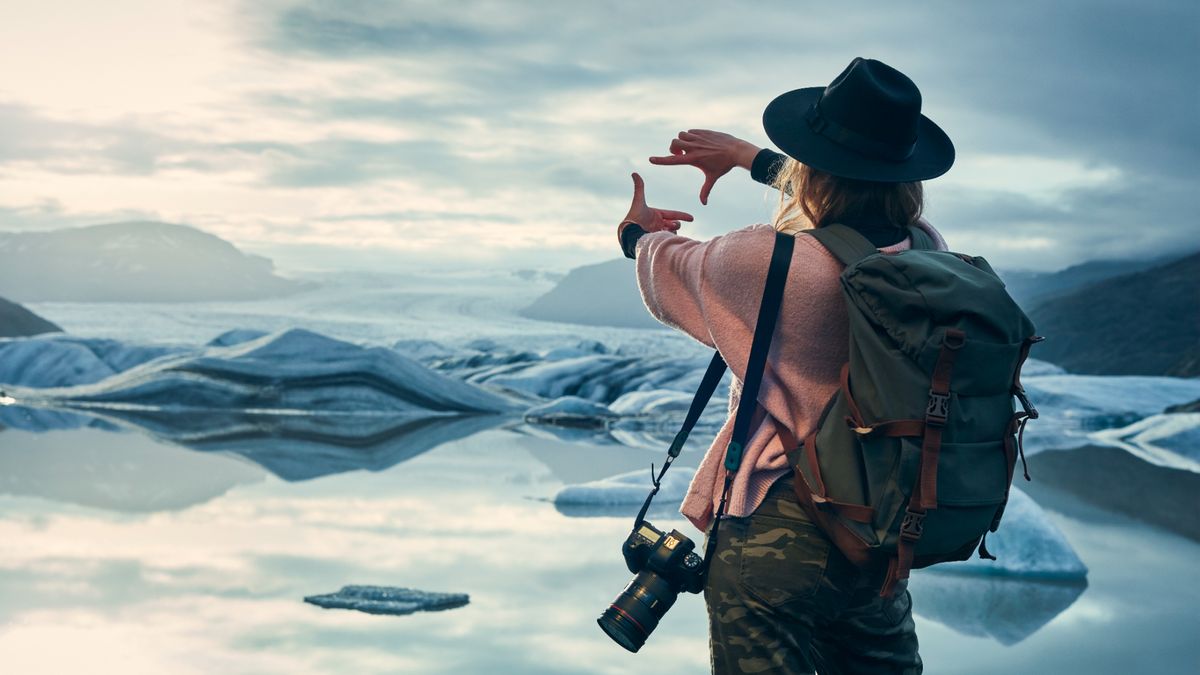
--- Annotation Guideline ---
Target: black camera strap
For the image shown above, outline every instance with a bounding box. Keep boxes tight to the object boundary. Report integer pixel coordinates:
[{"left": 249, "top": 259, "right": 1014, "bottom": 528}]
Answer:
[{"left": 632, "top": 231, "right": 796, "bottom": 561}]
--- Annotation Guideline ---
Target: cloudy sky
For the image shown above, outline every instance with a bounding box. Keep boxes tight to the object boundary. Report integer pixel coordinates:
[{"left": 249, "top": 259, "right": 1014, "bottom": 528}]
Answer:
[{"left": 0, "top": 0, "right": 1195, "bottom": 272}]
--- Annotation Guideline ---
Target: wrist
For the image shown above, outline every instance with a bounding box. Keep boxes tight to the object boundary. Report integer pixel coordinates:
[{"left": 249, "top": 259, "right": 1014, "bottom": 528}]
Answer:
[{"left": 734, "top": 140, "right": 762, "bottom": 170}]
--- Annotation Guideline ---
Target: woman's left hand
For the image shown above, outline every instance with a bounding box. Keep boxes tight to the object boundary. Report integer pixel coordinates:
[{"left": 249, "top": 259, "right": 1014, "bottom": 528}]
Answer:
[{"left": 622, "top": 172, "right": 694, "bottom": 233}]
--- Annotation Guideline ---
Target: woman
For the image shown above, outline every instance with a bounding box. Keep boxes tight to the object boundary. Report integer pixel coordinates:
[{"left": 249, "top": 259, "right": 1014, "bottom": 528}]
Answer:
[{"left": 616, "top": 58, "right": 954, "bottom": 674}]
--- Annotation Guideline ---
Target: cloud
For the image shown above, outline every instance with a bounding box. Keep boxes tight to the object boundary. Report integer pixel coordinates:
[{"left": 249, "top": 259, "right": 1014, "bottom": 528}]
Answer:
[{"left": 0, "top": 0, "right": 1194, "bottom": 271}]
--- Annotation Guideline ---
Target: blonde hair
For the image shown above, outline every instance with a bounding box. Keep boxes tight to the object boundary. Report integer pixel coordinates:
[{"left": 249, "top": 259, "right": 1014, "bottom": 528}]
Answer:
[{"left": 771, "top": 157, "right": 924, "bottom": 234}]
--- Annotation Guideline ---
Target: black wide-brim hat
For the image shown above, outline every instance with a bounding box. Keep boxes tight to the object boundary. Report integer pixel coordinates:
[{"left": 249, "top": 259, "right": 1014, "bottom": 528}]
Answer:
[{"left": 763, "top": 57, "right": 954, "bottom": 182}]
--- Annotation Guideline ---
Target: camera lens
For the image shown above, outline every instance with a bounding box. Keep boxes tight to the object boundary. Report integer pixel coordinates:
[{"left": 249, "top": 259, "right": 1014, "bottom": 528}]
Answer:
[{"left": 597, "top": 571, "right": 678, "bottom": 653}]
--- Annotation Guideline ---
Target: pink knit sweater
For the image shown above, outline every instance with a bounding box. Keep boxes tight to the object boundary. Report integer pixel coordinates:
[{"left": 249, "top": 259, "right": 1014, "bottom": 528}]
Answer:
[{"left": 632, "top": 220, "right": 949, "bottom": 532}]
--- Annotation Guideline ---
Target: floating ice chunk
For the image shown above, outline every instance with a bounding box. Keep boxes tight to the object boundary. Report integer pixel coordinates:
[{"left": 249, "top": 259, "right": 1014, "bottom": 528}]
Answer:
[
  {"left": 609, "top": 389, "right": 696, "bottom": 417},
  {"left": 8, "top": 329, "right": 520, "bottom": 415},
  {"left": 938, "top": 487, "right": 1087, "bottom": 579},
  {"left": 1089, "top": 412, "right": 1200, "bottom": 473},
  {"left": 393, "top": 338, "right": 455, "bottom": 361},
  {"left": 555, "top": 467, "right": 695, "bottom": 507},
  {"left": 1020, "top": 374, "right": 1200, "bottom": 455},
  {"left": 0, "top": 335, "right": 183, "bottom": 388},
  {"left": 207, "top": 329, "right": 268, "bottom": 347},
  {"left": 304, "top": 585, "right": 469, "bottom": 616},
  {"left": 1019, "top": 358, "right": 1066, "bottom": 376},
  {"left": 524, "top": 396, "right": 617, "bottom": 428},
  {"left": 541, "top": 339, "right": 608, "bottom": 360},
  {"left": 909, "top": 572, "right": 1086, "bottom": 645}
]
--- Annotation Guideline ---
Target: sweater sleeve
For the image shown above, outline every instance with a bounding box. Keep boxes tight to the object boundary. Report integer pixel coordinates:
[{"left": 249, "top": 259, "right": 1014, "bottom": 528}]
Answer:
[
  {"left": 632, "top": 231, "right": 720, "bottom": 347},
  {"left": 633, "top": 225, "right": 777, "bottom": 350}
]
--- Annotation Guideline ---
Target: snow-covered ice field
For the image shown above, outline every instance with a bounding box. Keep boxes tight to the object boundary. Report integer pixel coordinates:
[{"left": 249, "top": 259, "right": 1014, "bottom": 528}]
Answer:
[{"left": 1, "top": 268, "right": 1198, "bottom": 675}]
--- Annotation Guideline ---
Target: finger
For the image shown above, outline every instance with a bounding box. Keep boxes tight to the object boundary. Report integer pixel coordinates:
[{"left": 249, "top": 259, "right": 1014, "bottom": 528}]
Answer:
[
  {"left": 700, "top": 175, "right": 717, "bottom": 205},
  {"left": 656, "top": 209, "right": 694, "bottom": 222},
  {"left": 648, "top": 154, "right": 691, "bottom": 165},
  {"left": 669, "top": 138, "right": 691, "bottom": 154},
  {"left": 631, "top": 172, "right": 645, "bottom": 204}
]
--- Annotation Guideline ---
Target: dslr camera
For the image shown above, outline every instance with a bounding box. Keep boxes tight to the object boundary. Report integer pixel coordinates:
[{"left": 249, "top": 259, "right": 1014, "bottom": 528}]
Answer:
[{"left": 597, "top": 520, "right": 705, "bottom": 652}]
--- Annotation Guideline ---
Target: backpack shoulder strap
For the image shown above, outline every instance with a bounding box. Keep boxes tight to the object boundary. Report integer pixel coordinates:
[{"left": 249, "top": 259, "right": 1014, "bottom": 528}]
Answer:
[
  {"left": 907, "top": 224, "right": 937, "bottom": 251},
  {"left": 724, "top": 229, "right": 795, "bottom": 472},
  {"left": 805, "top": 223, "right": 882, "bottom": 267}
]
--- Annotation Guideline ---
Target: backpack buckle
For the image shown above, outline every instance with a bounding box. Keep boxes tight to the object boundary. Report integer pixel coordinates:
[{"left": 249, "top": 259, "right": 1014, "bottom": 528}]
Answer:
[
  {"left": 925, "top": 391, "right": 950, "bottom": 427},
  {"left": 900, "top": 508, "right": 925, "bottom": 541}
]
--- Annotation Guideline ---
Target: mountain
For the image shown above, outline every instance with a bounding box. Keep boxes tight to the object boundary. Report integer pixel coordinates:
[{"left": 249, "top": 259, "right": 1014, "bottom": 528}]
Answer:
[
  {"left": 0, "top": 296, "right": 62, "bottom": 337},
  {"left": 0, "top": 221, "right": 305, "bottom": 302},
  {"left": 518, "top": 258, "right": 662, "bottom": 329},
  {"left": 997, "top": 252, "right": 1187, "bottom": 310},
  {"left": 1027, "top": 251, "right": 1200, "bottom": 376}
]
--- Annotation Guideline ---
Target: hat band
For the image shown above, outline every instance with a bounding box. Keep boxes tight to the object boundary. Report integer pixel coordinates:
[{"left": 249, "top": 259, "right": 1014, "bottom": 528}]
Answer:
[{"left": 804, "top": 102, "right": 917, "bottom": 163}]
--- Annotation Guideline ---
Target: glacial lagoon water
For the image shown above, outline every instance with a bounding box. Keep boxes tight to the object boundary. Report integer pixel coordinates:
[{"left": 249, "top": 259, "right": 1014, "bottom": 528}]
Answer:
[{"left": 2, "top": 269, "right": 1198, "bottom": 674}]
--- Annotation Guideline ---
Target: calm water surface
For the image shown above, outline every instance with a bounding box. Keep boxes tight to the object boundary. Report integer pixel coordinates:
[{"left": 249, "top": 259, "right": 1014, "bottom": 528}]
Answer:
[{"left": 1, "top": 422, "right": 1197, "bottom": 675}]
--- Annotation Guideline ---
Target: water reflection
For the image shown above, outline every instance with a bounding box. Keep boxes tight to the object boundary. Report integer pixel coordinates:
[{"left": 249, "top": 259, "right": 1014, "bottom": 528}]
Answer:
[
  {"left": 910, "top": 572, "right": 1088, "bottom": 645},
  {"left": 1, "top": 414, "right": 1197, "bottom": 673},
  {"left": 1, "top": 403, "right": 513, "bottom": 482}
]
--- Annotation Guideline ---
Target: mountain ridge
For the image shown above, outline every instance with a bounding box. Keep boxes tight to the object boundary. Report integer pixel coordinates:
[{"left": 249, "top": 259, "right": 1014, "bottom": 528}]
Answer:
[{"left": 0, "top": 221, "right": 306, "bottom": 302}]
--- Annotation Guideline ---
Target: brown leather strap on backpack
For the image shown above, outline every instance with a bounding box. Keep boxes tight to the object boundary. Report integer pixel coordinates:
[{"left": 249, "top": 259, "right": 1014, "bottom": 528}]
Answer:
[
  {"left": 917, "top": 328, "right": 965, "bottom": 509},
  {"left": 780, "top": 423, "right": 876, "bottom": 524},
  {"left": 880, "top": 328, "right": 966, "bottom": 597}
]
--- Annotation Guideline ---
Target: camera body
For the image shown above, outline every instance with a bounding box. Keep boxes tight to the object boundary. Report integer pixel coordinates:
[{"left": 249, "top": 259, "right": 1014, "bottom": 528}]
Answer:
[
  {"left": 621, "top": 521, "right": 705, "bottom": 593},
  {"left": 598, "top": 520, "right": 705, "bottom": 652}
]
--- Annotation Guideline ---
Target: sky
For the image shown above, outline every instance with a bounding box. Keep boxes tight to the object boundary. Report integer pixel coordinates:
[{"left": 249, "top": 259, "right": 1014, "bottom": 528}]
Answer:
[{"left": 0, "top": 0, "right": 1196, "bottom": 273}]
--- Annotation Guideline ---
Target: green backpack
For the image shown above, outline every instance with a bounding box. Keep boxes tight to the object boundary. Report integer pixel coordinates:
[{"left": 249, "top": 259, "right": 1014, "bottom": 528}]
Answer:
[{"left": 780, "top": 223, "right": 1044, "bottom": 597}]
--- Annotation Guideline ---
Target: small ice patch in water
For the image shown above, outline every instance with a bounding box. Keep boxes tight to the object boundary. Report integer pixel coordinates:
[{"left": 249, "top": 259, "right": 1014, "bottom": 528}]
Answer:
[{"left": 304, "top": 585, "right": 470, "bottom": 616}]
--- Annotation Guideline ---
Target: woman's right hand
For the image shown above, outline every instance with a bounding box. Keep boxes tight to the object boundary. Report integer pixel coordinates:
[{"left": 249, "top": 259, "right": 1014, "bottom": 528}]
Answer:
[{"left": 649, "top": 130, "right": 762, "bottom": 205}]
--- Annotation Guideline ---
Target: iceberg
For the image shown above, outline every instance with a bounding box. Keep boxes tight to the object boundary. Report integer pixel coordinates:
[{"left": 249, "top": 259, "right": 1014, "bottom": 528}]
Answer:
[
  {"left": 554, "top": 467, "right": 695, "bottom": 517},
  {"left": 304, "top": 586, "right": 470, "bottom": 616},
  {"left": 935, "top": 487, "right": 1087, "bottom": 579},
  {"left": 1020, "top": 373, "right": 1200, "bottom": 455},
  {"left": 0, "top": 335, "right": 184, "bottom": 388},
  {"left": 6, "top": 328, "right": 521, "bottom": 415},
  {"left": 523, "top": 396, "right": 618, "bottom": 429},
  {"left": 1088, "top": 412, "right": 1200, "bottom": 473},
  {"left": 909, "top": 572, "right": 1087, "bottom": 645}
]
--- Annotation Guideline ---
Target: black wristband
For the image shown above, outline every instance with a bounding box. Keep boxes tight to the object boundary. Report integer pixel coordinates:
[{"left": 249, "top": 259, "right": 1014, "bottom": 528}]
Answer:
[
  {"left": 620, "top": 222, "right": 648, "bottom": 259},
  {"left": 750, "top": 148, "right": 787, "bottom": 187}
]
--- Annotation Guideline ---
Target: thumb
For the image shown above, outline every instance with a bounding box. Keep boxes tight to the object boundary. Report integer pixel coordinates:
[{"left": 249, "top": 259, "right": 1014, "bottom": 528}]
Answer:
[{"left": 631, "top": 172, "right": 646, "bottom": 205}]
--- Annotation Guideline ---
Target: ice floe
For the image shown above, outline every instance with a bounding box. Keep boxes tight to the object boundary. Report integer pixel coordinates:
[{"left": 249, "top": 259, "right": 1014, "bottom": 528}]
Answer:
[
  {"left": 303, "top": 585, "right": 469, "bottom": 616},
  {"left": 938, "top": 487, "right": 1088, "bottom": 579},
  {"left": 5, "top": 328, "right": 521, "bottom": 415},
  {"left": 553, "top": 467, "right": 695, "bottom": 517},
  {"left": 523, "top": 396, "right": 618, "bottom": 428},
  {"left": 1088, "top": 412, "right": 1200, "bottom": 473}
]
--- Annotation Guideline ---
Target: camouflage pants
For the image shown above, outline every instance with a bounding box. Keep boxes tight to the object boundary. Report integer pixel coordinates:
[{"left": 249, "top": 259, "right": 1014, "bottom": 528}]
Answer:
[{"left": 704, "top": 474, "right": 921, "bottom": 674}]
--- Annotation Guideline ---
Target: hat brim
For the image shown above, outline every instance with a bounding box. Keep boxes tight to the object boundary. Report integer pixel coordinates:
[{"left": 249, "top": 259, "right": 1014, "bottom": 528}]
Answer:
[{"left": 763, "top": 87, "right": 954, "bottom": 182}]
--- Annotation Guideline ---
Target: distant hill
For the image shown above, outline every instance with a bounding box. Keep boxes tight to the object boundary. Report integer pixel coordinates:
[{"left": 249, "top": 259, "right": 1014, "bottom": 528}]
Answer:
[
  {"left": 519, "top": 258, "right": 662, "bottom": 329},
  {"left": 0, "top": 221, "right": 306, "bottom": 302},
  {"left": 997, "top": 252, "right": 1186, "bottom": 310},
  {"left": 1027, "top": 251, "right": 1200, "bottom": 376},
  {"left": 0, "top": 296, "right": 61, "bottom": 337}
]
